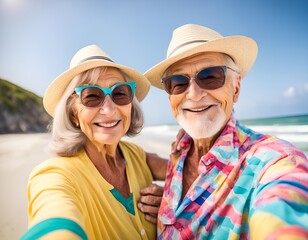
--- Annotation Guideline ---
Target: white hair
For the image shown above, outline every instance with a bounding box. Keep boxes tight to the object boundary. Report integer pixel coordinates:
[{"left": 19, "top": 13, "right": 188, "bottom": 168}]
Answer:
[{"left": 47, "top": 67, "right": 144, "bottom": 157}]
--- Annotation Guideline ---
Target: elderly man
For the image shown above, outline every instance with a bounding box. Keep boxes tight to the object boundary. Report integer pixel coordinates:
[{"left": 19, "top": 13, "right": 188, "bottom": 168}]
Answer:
[{"left": 145, "top": 24, "right": 308, "bottom": 239}]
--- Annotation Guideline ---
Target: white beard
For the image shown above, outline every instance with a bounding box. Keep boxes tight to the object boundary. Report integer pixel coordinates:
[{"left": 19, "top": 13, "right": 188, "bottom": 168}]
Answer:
[{"left": 176, "top": 107, "right": 226, "bottom": 139}]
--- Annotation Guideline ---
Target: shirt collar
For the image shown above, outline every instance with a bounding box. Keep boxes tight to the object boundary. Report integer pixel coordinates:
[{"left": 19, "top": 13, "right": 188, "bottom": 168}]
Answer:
[{"left": 173, "top": 115, "right": 240, "bottom": 171}]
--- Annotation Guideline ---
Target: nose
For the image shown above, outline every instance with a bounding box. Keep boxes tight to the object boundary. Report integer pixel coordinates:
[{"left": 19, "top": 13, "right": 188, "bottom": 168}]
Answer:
[
  {"left": 99, "top": 95, "right": 115, "bottom": 116},
  {"left": 185, "top": 78, "right": 206, "bottom": 101}
]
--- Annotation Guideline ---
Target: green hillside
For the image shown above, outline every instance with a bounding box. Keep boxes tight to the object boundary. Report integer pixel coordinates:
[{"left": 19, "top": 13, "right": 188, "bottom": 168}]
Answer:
[
  {"left": 0, "top": 79, "right": 43, "bottom": 111},
  {"left": 0, "top": 78, "right": 51, "bottom": 133}
]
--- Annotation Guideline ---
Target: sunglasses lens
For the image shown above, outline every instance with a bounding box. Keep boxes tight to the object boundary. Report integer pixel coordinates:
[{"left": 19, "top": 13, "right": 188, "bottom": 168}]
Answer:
[
  {"left": 111, "top": 84, "right": 133, "bottom": 105},
  {"left": 80, "top": 87, "right": 105, "bottom": 107},
  {"left": 163, "top": 75, "right": 190, "bottom": 95},
  {"left": 162, "top": 66, "right": 226, "bottom": 95},
  {"left": 196, "top": 66, "right": 225, "bottom": 90},
  {"left": 77, "top": 83, "right": 135, "bottom": 107},
  {"left": 80, "top": 84, "right": 134, "bottom": 107}
]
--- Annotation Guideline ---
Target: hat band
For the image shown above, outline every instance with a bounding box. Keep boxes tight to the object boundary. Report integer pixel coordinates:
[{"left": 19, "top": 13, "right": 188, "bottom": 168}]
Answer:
[
  {"left": 78, "top": 56, "right": 114, "bottom": 64},
  {"left": 167, "top": 40, "right": 208, "bottom": 58}
]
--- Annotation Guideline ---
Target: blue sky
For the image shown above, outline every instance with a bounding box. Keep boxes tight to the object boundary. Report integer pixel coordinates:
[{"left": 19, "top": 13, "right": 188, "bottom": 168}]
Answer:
[{"left": 1, "top": 0, "right": 307, "bottom": 126}]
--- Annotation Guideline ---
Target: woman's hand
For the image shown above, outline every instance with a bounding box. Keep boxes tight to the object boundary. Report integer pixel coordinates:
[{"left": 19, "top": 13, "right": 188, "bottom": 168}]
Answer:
[
  {"left": 171, "top": 128, "right": 186, "bottom": 156},
  {"left": 137, "top": 183, "right": 164, "bottom": 224}
]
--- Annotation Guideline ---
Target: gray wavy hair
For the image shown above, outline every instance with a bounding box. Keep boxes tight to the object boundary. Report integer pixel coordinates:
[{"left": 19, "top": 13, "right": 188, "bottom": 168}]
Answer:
[{"left": 48, "top": 67, "right": 144, "bottom": 157}]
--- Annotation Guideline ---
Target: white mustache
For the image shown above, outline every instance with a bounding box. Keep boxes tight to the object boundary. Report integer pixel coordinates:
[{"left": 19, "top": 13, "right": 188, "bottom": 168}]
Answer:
[{"left": 180, "top": 101, "right": 218, "bottom": 109}]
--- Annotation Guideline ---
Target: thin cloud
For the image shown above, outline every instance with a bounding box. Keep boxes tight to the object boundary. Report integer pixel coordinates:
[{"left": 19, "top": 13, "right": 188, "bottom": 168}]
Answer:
[
  {"left": 283, "top": 86, "right": 296, "bottom": 97},
  {"left": 283, "top": 83, "right": 308, "bottom": 98}
]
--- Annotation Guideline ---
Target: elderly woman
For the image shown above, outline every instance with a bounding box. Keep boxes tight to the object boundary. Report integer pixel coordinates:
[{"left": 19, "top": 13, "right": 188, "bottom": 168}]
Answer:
[{"left": 20, "top": 45, "right": 167, "bottom": 240}]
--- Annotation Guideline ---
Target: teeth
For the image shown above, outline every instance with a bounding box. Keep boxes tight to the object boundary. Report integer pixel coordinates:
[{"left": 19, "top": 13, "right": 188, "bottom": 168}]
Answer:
[
  {"left": 97, "top": 121, "right": 118, "bottom": 128},
  {"left": 189, "top": 106, "right": 210, "bottom": 112},
  {"left": 192, "top": 107, "right": 207, "bottom": 112}
]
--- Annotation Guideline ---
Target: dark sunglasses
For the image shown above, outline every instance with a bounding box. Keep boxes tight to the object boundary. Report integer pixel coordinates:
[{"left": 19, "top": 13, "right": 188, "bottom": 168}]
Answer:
[
  {"left": 162, "top": 66, "right": 238, "bottom": 95},
  {"left": 75, "top": 82, "right": 136, "bottom": 107}
]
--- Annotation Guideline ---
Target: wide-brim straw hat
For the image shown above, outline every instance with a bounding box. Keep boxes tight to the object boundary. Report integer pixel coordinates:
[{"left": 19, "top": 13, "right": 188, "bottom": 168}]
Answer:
[
  {"left": 145, "top": 24, "right": 258, "bottom": 89},
  {"left": 44, "top": 44, "right": 150, "bottom": 116}
]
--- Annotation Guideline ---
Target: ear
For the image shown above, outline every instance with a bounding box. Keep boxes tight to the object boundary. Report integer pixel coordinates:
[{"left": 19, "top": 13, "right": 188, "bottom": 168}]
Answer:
[
  {"left": 69, "top": 107, "right": 80, "bottom": 127},
  {"left": 233, "top": 75, "right": 241, "bottom": 103},
  {"left": 72, "top": 116, "right": 80, "bottom": 127}
]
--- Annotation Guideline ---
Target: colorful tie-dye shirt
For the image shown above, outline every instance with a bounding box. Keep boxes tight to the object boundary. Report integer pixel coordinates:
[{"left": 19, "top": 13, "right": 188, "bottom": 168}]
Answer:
[{"left": 158, "top": 116, "right": 308, "bottom": 239}]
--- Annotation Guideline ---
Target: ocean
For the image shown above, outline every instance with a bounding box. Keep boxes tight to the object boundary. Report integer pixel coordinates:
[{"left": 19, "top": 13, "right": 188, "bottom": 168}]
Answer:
[
  {"left": 144, "top": 114, "right": 308, "bottom": 157},
  {"left": 240, "top": 114, "right": 308, "bottom": 156}
]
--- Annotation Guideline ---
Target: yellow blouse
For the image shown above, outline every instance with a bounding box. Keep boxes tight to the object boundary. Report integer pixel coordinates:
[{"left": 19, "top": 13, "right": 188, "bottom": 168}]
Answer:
[{"left": 22, "top": 141, "right": 156, "bottom": 240}]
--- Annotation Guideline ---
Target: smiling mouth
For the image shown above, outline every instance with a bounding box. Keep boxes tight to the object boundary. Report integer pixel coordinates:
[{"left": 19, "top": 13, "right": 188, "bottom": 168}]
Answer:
[
  {"left": 95, "top": 120, "right": 120, "bottom": 128},
  {"left": 184, "top": 105, "right": 213, "bottom": 113}
]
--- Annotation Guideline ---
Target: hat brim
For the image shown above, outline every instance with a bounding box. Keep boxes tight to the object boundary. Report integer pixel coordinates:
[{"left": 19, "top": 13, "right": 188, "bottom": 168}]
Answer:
[
  {"left": 144, "top": 36, "right": 258, "bottom": 89},
  {"left": 44, "top": 59, "right": 150, "bottom": 116}
]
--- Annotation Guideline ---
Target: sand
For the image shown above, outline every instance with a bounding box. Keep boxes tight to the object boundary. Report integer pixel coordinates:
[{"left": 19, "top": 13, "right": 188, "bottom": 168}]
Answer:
[{"left": 0, "top": 130, "right": 175, "bottom": 240}]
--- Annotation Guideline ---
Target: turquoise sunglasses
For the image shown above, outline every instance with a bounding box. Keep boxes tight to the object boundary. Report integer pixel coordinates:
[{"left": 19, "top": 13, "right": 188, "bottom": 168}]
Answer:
[{"left": 75, "top": 82, "right": 136, "bottom": 107}]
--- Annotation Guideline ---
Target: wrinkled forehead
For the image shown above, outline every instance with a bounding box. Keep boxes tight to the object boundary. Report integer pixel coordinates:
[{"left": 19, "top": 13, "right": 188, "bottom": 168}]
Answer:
[{"left": 166, "top": 52, "right": 235, "bottom": 75}]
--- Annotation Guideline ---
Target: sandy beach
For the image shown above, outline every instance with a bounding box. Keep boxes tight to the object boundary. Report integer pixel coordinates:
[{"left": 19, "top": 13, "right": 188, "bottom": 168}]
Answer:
[{"left": 0, "top": 130, "right": 175, "bottom": 240}]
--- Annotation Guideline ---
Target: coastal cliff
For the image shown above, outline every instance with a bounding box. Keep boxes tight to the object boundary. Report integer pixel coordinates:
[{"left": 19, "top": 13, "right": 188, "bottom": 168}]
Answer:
[{"left": 0, "top": 79, "right": 51, "bottom": 133}]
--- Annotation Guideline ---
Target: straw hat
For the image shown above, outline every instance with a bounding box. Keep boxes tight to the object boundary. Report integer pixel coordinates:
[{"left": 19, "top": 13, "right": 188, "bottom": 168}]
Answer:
[
  {"left": 43, "top": 44, "right": 150, "bottom": 116},
  {"left": 145, "top": 24, "right": 258, "bottom": 89}
]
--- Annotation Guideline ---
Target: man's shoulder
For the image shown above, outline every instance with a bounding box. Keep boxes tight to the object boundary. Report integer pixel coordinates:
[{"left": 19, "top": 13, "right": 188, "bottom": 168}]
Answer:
[
  {"left": 244, "top": 133, "right": 306, "bottom": 167},
  {"left": 237, "top": 121, "right": 293, "bottom": 149},
  {"left": 249, "top": 133, "right": 300, "bottom": 155},
  {"left": 236, "top": 121, "right": 306, "bottom": 162}
]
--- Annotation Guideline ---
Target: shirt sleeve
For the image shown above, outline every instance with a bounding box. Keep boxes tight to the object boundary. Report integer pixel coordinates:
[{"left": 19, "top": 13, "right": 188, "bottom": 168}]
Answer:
[
  {"left": 249, "top": 154, "right": 308, "bottom": 239},
  {"left": 23, "top": 161, "right": 88, "bottom": 239}
]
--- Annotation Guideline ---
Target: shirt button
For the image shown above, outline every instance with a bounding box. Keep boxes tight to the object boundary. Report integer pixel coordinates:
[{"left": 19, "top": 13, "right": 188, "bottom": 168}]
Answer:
[
  {"left": 201, "top": 157, "right": 215, "bottom": 166},
  {"left": 140, "top": 229, "right": 145, "bottom": 235}
]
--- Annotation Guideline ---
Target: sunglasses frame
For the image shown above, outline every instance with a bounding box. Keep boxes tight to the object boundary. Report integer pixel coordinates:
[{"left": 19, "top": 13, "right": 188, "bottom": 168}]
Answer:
[
  {"left": 75, "top": 82, "right": 136, "bottom": 107},
  {"left": 162, "top": 65, "right": 238, "bottom": 95}
]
